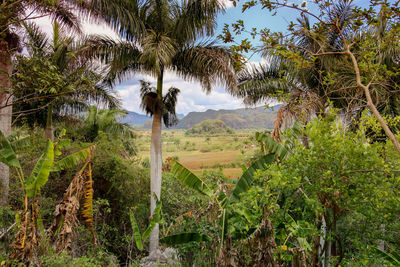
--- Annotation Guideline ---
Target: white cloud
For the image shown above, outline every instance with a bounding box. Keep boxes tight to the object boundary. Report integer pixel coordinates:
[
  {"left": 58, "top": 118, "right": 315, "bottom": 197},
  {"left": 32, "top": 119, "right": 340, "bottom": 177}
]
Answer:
[
  {"left": 116, "top": 71, "right": 245, "bottom": 115},
  {"left": 32, "top": 16, "right": 118, "bottom": 38},
  {"left": 219, "top": 0, "right": 234, "bottom": 9}
]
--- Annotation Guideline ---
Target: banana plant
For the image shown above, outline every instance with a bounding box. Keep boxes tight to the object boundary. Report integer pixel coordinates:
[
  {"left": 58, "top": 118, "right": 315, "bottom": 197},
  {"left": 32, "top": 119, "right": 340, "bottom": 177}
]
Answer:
[
  {"left": 129, "top": 197, "right": 162, "bottom": 251},
  {"left": 168, "top": 153, "right": 276, "bottom": 254},
  {"left": 255, "top": 120, "right": 304, "bottom": 160},
  {"left": 0, "top": 129, "right": 94, "bottom": 262},
  {"left": 373, "top": 246, "right": 400, "bottom": 266}
]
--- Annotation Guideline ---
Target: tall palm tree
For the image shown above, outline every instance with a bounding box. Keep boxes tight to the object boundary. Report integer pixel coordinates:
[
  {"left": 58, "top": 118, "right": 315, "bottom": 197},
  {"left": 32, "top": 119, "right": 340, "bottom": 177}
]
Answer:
[
  {"left": 12, "top": 22, "right": 120, "bottom": 141},
  {"left": 0, "top": 0, "right": 90, "bottom": 206},
  {"left": 86, "top": 0, "right": 238, "bottom": 252}
]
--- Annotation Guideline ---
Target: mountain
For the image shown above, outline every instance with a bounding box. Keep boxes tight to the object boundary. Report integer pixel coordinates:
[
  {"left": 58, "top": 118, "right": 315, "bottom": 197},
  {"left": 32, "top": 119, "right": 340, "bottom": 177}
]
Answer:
[
  {"left": 122, "top": 111, "right": 184, "bottom": 126},
  {"left": 121, "top": 111, "right": 152, "bottom": 126},
  {"left": 185, "top": 119, "right": 234, "bottom": 135},
  {"left": 173, "top": 105, "right": 280, "bottom": 129}
]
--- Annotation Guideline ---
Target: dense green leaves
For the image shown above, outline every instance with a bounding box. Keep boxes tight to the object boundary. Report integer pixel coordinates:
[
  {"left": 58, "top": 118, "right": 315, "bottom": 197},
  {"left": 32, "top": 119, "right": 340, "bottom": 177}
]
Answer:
[{"left": 160, "top": 232, "right": 211, "bottom": 246}]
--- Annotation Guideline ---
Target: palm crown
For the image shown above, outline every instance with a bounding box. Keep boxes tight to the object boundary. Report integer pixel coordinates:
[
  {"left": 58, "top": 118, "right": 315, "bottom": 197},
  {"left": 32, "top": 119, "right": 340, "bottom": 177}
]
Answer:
[{"left": 87, "top": 0, "right": 237, "bottom": 92}]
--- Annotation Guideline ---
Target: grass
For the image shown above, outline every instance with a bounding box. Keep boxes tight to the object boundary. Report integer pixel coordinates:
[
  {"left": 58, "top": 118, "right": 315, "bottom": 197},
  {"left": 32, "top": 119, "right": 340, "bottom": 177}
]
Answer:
[{"left": 136, "top": 129, "right": 259, "bottom": 177}]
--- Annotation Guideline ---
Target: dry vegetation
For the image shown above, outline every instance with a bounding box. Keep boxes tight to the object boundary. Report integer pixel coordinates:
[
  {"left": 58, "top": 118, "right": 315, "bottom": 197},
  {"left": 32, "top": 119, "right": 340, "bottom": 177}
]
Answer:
[{"left": 137, "top": 129, "right": 260, "bottom": 177}]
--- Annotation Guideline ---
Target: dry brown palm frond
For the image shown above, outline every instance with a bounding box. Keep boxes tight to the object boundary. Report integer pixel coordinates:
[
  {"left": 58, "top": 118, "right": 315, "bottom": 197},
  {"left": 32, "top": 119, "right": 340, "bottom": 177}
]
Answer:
[
  {"left": 271, "top": 91, "right": 325, "bottom": 142},
  {"left": 47, "top": 159, "right": 90, "bottom": 252}
]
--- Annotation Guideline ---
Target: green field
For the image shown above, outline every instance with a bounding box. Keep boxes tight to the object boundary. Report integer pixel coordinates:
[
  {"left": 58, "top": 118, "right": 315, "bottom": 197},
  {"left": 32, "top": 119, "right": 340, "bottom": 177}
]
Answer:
[{"left": 136, "top": 129, "right": 259, "bottom": 177}]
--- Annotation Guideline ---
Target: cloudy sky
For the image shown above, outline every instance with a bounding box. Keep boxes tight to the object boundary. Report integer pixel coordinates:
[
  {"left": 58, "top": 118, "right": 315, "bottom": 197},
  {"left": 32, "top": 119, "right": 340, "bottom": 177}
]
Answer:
[{"left": 34, "top": 0, "right": 366, "bottom": 115}]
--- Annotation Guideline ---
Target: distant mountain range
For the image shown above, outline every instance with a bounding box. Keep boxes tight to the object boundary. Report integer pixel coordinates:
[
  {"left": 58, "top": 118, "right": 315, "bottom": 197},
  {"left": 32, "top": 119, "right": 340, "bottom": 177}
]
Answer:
[
  {"left": 123, "top": 105, "right": 280, "bottom": 129},
  {"left": 173, "top": 105, "right": 280, "bottom": 129},
  {"left": 121, "top": 111, "right": 184, "bottom": 126}
]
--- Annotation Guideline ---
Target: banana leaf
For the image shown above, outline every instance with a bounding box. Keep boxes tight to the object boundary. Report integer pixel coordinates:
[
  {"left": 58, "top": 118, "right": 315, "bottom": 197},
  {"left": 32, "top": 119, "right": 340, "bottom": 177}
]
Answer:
[
  {"left": 142, "top": 199, "right": 162, "bottom": 241},
  {"left": 53, "top": 146, "right": 92, "bottom": 171},
  {"left": 0, "top": 130, "right": 21, "bottom": 168},
  {"left": 170, "top": 160, "right": 213, "bottom": 198},
  {"left": 230, "top": 153, "right": 275, "bottom": 202},
  {"left": 25, "top": 140, "right": 54, "bottom": 197},
  {"left": 256, "top": 132, "right": 289, "bottom": 159},
  {"left": 129, "top": 210, "right": 143, "bottom": 251}
]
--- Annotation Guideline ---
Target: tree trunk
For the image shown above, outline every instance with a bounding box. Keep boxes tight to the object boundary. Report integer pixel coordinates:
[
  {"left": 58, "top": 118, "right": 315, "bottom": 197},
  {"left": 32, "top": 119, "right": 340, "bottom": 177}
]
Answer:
[
  {"left": 0, "top": 46, "right": 12, "bottom": 207},
  {"left": 44, "top": 104, "right": 54, "bottom": 141},
  {"left": 346, "top": 48, "right": 400, "bottom": 153},
  {"left": 149, "top": 73, "right": 163, "bottom": 253}
]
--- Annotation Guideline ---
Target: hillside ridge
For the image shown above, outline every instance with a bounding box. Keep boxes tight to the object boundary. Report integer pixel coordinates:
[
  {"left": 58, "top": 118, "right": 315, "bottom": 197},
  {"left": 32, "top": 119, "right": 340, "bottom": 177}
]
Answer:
[{"left": 173, "top": 105, "right": 280, "bottom": 129}]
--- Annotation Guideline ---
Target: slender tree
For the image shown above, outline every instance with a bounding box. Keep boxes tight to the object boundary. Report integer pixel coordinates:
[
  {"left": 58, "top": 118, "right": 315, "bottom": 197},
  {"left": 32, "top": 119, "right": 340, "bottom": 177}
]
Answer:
[
  {"left": 12, "top": 22, "right": 120, "bottom": 141},
  {"left": 86, "top": 0, "right": 238, "bottom": 252},
  {"left": 0, "top": 0, "right": 89, "bottom": 206}
]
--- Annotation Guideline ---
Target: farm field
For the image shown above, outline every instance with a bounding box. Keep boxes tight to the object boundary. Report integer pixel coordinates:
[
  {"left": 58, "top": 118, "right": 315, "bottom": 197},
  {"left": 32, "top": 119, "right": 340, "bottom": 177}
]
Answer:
[{"left": 136, "top": 129, "right": 261, "bottom": 177}]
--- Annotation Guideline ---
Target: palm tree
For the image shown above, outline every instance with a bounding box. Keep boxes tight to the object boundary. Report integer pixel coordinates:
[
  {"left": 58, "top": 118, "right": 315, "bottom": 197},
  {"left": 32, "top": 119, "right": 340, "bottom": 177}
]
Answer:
[
  {"left": 237, "top": 1, "right": 400, "bottom": 144},
  {"left": 12, "top": 22, "right": 120, "bottom": 141},
  {"left": 84, "top": 106, "right": 133, "bottom": 139},
  {"left": 236, "top": 55, "right": 327, "bottom": 141},
  {"left": 0, "top": 0, "right": 91, "bottom": 206},
  {"left": 86, "top": 0, "right": 238, "bottom": 252},
  {"left": 235, "top": 2, "right": 360, "bottom": 141}
]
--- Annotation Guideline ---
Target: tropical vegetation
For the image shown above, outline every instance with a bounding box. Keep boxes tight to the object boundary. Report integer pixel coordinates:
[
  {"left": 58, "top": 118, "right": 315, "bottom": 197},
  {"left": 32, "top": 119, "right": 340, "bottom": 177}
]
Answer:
[{"left": 0, "top": 0, "right": 400, "bottom": 266}]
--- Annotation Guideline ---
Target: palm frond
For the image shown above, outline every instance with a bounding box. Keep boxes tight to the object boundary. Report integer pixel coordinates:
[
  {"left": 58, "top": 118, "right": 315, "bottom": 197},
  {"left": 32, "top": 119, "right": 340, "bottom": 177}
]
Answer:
[
  {"left": 236, "top": 59, "right": 296, "bottom": 105},
  {"left": 172, "top": 0, "right": 224, "bottom": 44},
  {"left": 139, "top": 31, "right": 177, "bottom": 75},
  {"left": 162, "top": 86, "right": 180, "bottom": 127},
  {"left": 22, "top": 22, "right": 49, "bottom": 56},
  {"left": 32, "top": 1, "right": 82, "bottom": 33},
  {"left": 140, "top": 80, "right": 160, "bottom": 116},
  {"left": 172, "top": 42, "right": 237, "bottom": 93},
  {"left": 80, "top": 0, "right": 145, "bottom": 40},
  {"left": 139, "top": 80, "right": 181, "bottom": 127},
  {"left": 83, "top": 36, "right": 143, "bottom": 86},
  {"left": 83, "top": 106, "right": 133, "bottom": 139}
]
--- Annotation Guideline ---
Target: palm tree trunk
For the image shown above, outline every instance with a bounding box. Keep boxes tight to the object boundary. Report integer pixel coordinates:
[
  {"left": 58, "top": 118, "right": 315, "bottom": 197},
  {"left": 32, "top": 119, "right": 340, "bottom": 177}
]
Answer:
[
  {"left": 44, "top": 104, "right": 54, "bottom": 141},
  {"left": 149, "top": 73, "right": 163, "bottom": 253},
  {"left": 0, "top": 47, "right": 12, "bottom": 206}
]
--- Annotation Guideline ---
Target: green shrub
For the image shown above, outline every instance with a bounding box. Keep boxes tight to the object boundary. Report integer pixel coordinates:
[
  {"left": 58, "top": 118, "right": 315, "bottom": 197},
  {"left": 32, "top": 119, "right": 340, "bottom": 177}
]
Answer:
[{"left": 40, "top": 251, "right": 117, "bottom": 267}]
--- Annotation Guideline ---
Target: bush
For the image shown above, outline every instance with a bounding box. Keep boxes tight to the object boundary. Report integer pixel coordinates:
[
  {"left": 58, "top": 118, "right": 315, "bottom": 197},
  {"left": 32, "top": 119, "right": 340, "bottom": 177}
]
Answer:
[{"left": 40, "top": 251, "right": 117, "bottom": 267}]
